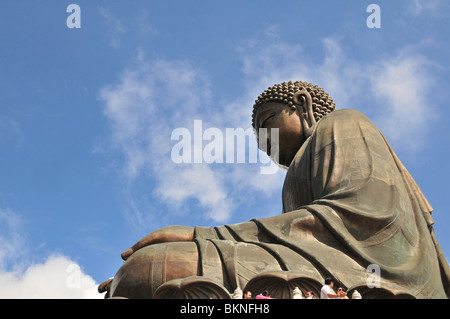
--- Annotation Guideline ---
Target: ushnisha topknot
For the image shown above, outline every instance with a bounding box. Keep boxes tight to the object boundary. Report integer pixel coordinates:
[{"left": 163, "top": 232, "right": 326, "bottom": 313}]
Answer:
[{"left": 252, "top": 80, "right": 336, "bottom": 129}]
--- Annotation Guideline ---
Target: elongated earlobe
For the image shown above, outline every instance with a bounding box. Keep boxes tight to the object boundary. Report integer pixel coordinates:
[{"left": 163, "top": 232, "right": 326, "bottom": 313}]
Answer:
[{"left": 293, "top": 90, "right": 316, "bottom": 137}]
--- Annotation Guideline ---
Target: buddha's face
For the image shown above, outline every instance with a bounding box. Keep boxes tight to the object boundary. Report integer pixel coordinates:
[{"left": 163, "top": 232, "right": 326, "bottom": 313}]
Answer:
[{"left": 255, "top": 102, "right": 307, "bottom": 167}]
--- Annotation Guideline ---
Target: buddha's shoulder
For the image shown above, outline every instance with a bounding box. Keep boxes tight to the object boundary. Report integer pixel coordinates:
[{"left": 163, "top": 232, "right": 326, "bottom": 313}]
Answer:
[
  {"left": 317, "top": 109, "right": 373, "bottom": 129},
  {"left": 323, "top": 108, "right": 369, "bottom": 121}
]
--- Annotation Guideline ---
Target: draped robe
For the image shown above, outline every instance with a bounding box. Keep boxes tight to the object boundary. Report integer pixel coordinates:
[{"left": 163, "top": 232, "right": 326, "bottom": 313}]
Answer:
[{"left": 194, "top": 109, "right": 448, "bottom": 299}]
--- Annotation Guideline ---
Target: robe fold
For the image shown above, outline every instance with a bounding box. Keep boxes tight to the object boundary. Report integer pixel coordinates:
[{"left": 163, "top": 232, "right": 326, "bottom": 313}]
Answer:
[{"left": 194, "top": 109, "right": 448, "bottom": 299}]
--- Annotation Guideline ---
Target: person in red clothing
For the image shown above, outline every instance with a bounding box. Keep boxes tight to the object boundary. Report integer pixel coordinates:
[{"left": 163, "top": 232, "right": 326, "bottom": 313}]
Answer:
[{"left": 255, "top": 290, "right": 273, "bottom": 299}]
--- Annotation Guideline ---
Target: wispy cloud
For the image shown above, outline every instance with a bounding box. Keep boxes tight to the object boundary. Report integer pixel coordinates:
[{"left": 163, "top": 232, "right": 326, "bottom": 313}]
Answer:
[
  {"left": 0, "top": 208, "right": 27, "bottom": 270},
  {"left": 369, "top": 51, "right": 435, "bottom": 151},
  {"left": 99, "top": 53, "right": 234, "bottom": 229},
  {"left": 0, "top": 116, "right": 23, "bottom": 148},
  {"left": 136, "top": 10, "right": 158, "bottom": 36},
  {"left": 98, "top": 8, "right": 158, "bottom": 49},
  {"left": 237, "top": 34, "right": 364, "bottom": 114},
  {"left": 237, "top": 29, "right": 437, "bottom": 152},
  {"left": 408, "top": 0, "right": 449, "bottom": 17},
  {"left": 99, "top": 7, "right": 127, "bottom": 49}
]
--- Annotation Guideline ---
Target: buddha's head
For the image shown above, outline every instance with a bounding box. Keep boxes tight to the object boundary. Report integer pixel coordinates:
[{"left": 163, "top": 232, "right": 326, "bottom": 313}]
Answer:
[{"left": 252, "top": 81, "right": 335, "bottom": 167}]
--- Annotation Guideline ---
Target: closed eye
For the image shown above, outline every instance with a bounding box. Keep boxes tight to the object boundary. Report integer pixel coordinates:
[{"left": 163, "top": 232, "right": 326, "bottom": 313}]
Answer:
[{"left": 260, "top": 113, "right": 275, "bottom": 128}]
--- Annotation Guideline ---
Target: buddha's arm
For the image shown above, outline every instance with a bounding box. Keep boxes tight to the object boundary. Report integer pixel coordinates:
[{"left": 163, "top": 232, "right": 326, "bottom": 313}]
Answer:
[
  {"left": 120, "top": 210, "right": 303, "bottom": 260},
  {"left": 121, "top": 225, "right": 194, "bottom": 260},
  {"left": 120, "top": 218, "right": 269, "bottom": 260}
]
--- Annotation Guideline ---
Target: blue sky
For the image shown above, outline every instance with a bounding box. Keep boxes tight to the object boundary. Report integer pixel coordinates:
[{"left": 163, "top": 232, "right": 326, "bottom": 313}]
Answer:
[{"left": 0, "top": 1, "right": 449, "bottom": 298}]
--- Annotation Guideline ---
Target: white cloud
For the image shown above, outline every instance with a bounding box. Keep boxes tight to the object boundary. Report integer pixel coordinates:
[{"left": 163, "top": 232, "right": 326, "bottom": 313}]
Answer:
[
  {"left": 0, "top": 209, "right": 103, "bottom": 299},
  {"left": 369, "top": 52, "right": 435, "bottom": 151},
  {"left": 240, "top": 39, "right": 308, "bottom": 93},
  {"left": 229, "top": 165, "right": 285, "bottom": 197},
  {"left": 155, "top": 164, "right": 233, "bottom": 223},
  {"left": 315, "top": 38, "right": 366, "bottom": 107},
  {"left": 0, "top": 255, "right": 102, "bottom": 299}
]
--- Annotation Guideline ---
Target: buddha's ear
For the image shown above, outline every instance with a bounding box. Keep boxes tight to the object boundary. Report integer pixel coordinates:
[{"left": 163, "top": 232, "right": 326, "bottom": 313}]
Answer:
[{"left": 293, "top": 90, "right": 316, "bottom": 137}]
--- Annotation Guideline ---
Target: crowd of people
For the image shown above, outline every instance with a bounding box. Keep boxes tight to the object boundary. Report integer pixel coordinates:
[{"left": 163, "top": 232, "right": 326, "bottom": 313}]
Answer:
[{"left": 241, "top": 277, "right": 357, "bottom": 299}]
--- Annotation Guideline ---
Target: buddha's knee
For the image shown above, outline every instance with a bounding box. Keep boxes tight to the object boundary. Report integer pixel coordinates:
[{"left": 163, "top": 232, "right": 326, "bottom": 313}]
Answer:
[{"left": 109, "top": 242, "right": 199, "bottom": 298}]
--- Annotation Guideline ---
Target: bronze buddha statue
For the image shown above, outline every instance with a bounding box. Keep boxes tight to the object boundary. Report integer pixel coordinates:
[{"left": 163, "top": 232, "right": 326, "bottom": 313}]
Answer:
[{"left": 99, "top": 81, "right": 449, "bottom": 299}]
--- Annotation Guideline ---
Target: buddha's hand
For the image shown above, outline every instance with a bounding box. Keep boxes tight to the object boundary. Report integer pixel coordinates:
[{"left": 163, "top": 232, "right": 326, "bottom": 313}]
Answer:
[{"left": 120, "top": 225, "right": 194, "bottom": 260}]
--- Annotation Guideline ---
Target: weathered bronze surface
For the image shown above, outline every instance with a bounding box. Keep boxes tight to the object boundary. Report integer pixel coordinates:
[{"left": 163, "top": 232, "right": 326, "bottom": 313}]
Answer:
[{"left": 99, "top": 81, "right": 449, "bottom": 299}]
